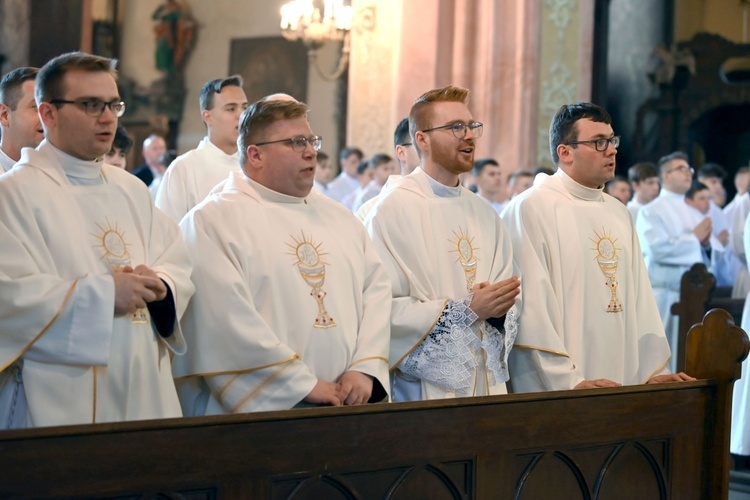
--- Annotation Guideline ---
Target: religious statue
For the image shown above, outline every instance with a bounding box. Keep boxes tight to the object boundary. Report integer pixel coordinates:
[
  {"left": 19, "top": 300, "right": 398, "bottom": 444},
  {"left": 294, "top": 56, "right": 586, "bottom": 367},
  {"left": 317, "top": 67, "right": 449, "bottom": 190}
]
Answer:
[{"left": 152, "top": 0, "right": 196, "bottom": 75}]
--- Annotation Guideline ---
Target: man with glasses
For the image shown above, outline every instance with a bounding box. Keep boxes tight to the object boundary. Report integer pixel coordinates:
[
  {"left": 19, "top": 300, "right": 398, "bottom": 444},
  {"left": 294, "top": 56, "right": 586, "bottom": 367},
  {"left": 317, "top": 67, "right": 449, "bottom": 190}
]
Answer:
[
  {"left": 636, "top": 151, "right": 713, "bottom": 368},
  {"left": 365, "top": 85, "right": 520, "bottom": 401},
  {"left": 174, "top": 99, "right": 391, "bottom": 413},
  {"left": 502, "top": 102, "right": 690, "bottom": 393},
  {"left": 156, "top": 75, "right": 248, "bottom": 222},
  {"left": 0, "top": 67, "right": 43, "bottom": 172},
  {"left": 0, "top": 52, "right": 194, "bottom": 428}
]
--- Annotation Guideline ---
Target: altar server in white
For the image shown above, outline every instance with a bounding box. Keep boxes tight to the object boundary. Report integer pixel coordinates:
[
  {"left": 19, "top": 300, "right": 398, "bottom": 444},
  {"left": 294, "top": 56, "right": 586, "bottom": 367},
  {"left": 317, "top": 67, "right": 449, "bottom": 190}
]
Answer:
[
  {"left": 502, "top": 102, "right": 693, "bottom": 392},
  {"left": 365, "top": 85, "right": 520, "bottom": 401},
  {"left": 0, "top": 67, "right": 44, "bottom": 172},
  {"left": 175, "top": 99, "right": 391, "bottom": 414},
  {"left": 636, "top": 152, "right": 711, "bottom": 364},
  {"left": 155, "top": 75, "right": 248, "bottom": 222},
  {"left": 0, "top": 52, "right": 194, "bottom": 428}
]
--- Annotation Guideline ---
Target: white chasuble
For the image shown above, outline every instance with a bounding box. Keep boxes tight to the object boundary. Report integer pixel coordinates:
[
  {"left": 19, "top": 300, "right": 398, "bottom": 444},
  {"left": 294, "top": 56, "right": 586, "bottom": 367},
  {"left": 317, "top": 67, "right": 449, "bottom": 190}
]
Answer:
[
  {"left": 366, "top": 168, "right": 517, "bottom": 401},
  {"left": 501, "top": 169, "right": 670, "bottom": 392},
  {"left": 155, "top": 137, "right": 239, "bottom": 223},
  {"left": 174, "top": 172, "right": 391, "bottom": 414},
  {"left": 0, "top": 142, "right": 194, "bottom": 428}
]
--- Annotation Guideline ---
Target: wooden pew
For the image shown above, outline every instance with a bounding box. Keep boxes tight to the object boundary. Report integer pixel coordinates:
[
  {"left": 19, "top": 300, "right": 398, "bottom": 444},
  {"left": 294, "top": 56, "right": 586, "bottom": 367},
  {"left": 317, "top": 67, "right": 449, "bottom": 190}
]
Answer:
[
  {"left": 672, "top": 263, "right": 745, "bottom": 372},
  {"left": 0, "top": 309, "right": 746, "bottom": 499}
]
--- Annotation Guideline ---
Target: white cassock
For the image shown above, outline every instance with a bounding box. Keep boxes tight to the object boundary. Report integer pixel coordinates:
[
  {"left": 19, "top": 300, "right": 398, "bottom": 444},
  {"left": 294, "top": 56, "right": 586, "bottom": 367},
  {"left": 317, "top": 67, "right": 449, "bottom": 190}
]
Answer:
[
  {"left": 355, "top": 175, "right": 402, "bottom": 223},
  {"left": 732, "top": 212, "right": 750, "bottom": 455},
  {"left": 0, "top": 148, "right": 15, "bottom": 173},
  {"left": 325, "top": 171, "right": 359, "bottom": 203},
  {"left": 502, "top": 169, "right": 670, "bottom": 392},
  {"left": 365, "top": 168, "right": 518, "bottom": 401},
  {"left": 350, "top": 180, "right": 382, "bottom": 213},
  {"left": 686, "top": 205, "right": 726, "bottom": 281},
  {"left": 636, "top": 189, "right": 707, "bottom": 367},
  {"left": 0, "top": 141, "right": 194, "bottom": 428},
  {"left": 155, "top": 137, "right": 239, "bottom": 222},
  {"left": 626, "top": 199, "right": 643, "bottom": 221},
  {"left": 727, "top": 193, "right": 750, "bottom": 298},
  {"left": 174, "top": 172, "right": 391, "bottom": 414}
]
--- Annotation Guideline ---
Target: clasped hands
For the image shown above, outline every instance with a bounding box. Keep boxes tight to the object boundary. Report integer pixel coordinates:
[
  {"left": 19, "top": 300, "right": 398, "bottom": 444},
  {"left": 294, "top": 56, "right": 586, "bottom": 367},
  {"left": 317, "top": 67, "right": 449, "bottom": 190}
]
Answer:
[
  {"left": 113, "top": 264, "right": 167, "bottom": 315},
  {"left": 304, "top": 370, "right": 374, "bottom": 407}
]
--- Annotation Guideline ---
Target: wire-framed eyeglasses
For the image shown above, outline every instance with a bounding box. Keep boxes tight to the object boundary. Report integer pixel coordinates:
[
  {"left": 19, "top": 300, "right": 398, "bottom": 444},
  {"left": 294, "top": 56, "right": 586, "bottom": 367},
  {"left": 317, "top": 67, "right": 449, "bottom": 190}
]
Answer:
[
  {"left": 565, "top": 136, "right": 620, "bottom": 152},
  {"left": 49, "top": 98, "right": 126, "bottom": 117},
  {"left": 422, "top": 121, "right": 484, "bottom": 139},
  {"left": 254, "top": 135, "right": 323, "bottom": 152}
]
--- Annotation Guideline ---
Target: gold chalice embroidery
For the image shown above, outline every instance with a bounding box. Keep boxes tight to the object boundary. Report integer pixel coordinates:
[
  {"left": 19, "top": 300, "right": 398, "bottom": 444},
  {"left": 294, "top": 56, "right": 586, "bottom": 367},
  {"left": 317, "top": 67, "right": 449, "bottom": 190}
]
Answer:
[
  {"left": 288, "top": 232, "right": 336, "bottom": 329},
  {"left": 93, "top": 219, "right": 148, "bottom": 324},
  {"left": 449, "top": 228, "right": 479, "bottom": 291},
  {"left": 591, "top": 228, "right": 623, "bottom": 313}
]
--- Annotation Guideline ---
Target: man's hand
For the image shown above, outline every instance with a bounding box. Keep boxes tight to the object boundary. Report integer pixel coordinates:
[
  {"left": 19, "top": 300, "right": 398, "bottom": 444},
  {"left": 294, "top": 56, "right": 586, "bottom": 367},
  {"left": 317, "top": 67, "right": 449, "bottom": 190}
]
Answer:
[
  {"left": 303, "top": 380, "right": 342, "bottom": 406},
  {"left": 469, "top": 276, "right": 521, "bottom": 321},
  {"left": 574, "top": 378, "right": 621, "bottom": 389},
  {"left": 718, "top": 229, "right": 729, "bottom": 247},
  {"left": 693, "top": 218, "right": 712, "bottom": 246},
  {"left": 647, "top": 372, "right": 696, "bottom": 384},
  {"left": 337, "top": 371, "right": 374, "bottom": 405},
  {"left": 113, "top": 268, "right": 164, "bottom": 315},
  {"left": 132, "top": 264, "right": 168, "bottom": 301}
]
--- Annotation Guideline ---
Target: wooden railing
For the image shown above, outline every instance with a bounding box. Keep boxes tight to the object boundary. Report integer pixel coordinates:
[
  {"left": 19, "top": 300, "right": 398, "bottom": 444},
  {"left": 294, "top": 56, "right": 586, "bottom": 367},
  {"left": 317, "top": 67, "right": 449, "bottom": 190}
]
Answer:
[{"left": 0, "top": 308, "right": 746, "bottom": 499}]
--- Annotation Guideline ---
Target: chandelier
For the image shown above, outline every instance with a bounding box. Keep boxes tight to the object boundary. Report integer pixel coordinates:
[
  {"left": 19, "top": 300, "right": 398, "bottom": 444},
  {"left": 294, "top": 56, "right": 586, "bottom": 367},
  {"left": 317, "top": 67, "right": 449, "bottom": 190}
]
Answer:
[{"left": 280, "top": 0, "right": 356, "bottom": 81}]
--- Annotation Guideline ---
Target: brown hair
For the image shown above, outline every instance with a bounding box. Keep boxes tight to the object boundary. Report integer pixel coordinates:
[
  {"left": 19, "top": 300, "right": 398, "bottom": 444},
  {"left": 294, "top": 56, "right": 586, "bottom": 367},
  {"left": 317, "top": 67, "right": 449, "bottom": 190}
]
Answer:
[
  {"left": 36, "top": 52, "right": 117, "bottom": 104},
  {"left": 237, "top": 99, "right": 309, "bottom": 164}
]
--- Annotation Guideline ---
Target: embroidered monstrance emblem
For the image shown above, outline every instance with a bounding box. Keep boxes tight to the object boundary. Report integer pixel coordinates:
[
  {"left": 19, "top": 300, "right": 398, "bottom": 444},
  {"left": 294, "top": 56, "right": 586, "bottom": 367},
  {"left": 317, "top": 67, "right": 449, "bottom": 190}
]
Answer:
[
  {"left": 449, "top": 228, "right": 479, "bottom": 291},
  {"left": 288, "top": 232, "right": 336, "bottom": 329},
  {"left": 93, "top": 218, "right": 148, "bottom": 323},
  {"left": 591, "top": 228, "right": 623, "bottom": 313}
]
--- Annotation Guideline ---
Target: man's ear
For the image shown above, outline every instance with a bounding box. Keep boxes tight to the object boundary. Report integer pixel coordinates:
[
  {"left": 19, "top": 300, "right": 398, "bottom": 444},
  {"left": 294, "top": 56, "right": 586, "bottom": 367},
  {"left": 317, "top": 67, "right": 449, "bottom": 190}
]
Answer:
[
  {"left": 201, "top": 109, "right": 212, "bottom": 127},
  {"left": 0, "top": 103, "right": 9, "bottom": 127},
  {"left": 246, "top": 144, "right": 263, "bottom": 167},
  {"left": 415, "top": 131, "right": 428, "bottom": 155},
  {"left": 37, "top": 102, "right": 56, "bottom": 128},
  {"left": 557, "top": 143, "right": 572, "bottom": 164}
]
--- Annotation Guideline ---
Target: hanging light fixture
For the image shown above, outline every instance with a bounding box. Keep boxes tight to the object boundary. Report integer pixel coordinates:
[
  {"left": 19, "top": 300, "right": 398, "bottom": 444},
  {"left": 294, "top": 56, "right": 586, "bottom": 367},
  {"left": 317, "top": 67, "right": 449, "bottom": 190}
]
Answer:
[{"left": 280, "top": 0, "right": 355, "bottom": 81}]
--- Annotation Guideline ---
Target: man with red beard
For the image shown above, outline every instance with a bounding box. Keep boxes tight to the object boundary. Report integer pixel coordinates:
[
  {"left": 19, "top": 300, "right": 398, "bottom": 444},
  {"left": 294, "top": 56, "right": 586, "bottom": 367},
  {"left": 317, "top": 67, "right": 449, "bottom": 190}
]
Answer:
[
  {"left": 0, "top": 67, "right": 44, "bottom": 172},
  {"left": 502, "top": 102, "right": 691, "bottom": 393},
  {"left": 365, "top": 85, "right": 520, "bottom": 401},
  {"left": 0, "top": 52, "right": 194, "bottom": 428}
]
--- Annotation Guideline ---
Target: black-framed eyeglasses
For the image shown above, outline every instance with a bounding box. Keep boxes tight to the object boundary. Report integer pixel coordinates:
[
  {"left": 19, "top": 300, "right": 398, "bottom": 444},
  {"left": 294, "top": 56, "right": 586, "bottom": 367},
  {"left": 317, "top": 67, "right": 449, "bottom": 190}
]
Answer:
[
  {"left": 399, "top": 142, "right": 413, "bottom": 147},
  {"left": 422, "top": 121, "right": 483, "bottom": 139},
  {"left": 565, "top": 135, "right": 620, "bottom": 152},
  {"left": 666, "top": 164, "right": 694, "bottom": 175},
  {"left": 254, "top": 135, "right": 322, "bottom": 152},
  {"left": 49, "top": 98, "right": 126, "bottom": 117}
]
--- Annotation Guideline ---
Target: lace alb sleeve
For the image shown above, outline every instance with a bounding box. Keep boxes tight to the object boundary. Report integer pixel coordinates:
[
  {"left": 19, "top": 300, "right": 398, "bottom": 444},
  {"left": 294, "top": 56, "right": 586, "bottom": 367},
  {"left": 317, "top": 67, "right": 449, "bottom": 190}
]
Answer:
[{"left": 400, "top": 295, "right": 479, "bottom": 391}]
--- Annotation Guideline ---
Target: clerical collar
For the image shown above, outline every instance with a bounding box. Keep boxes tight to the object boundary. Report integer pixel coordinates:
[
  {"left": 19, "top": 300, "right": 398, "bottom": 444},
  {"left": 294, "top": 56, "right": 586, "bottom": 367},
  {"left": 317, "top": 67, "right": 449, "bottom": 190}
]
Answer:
[
  {"left": 555, "top": 168, "right": 603, "bottom": 202},
  {"left": 44, "top": 141, "right": 104, "bottom": 183},
  {"left": 244, "top": 175, "right": 307, "bottom": 204},
  {"left": 0, "top": 147, "right": 15, "bottom": 173},
  {"left": 202, "top": 136, "right": 239, "bottom": 160},
  {"left": 659, "top": 188, "right": 685, "bottom": 201},
  {"left": 422, "top": 170, "right": 462, "bottom": 198}
]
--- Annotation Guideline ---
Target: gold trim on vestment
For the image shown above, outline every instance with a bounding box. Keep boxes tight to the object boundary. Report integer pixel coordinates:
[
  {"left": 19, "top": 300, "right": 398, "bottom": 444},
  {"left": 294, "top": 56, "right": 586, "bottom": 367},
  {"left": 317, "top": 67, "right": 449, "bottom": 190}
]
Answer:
[
  {"left": 349, "top": 356, "right": 388, "bottom": 369},
  {"left": 512, "top": 344, "right": 571, "bottom": 358},
  {"left": 216, "top": 374, "right": 240, "bottom": 401},
  {"left": 230, "top": 361, "right": 296, "bottom": 413},
  {"left": 390, "top": 299, "right": 450, "bottom": 372},
  {"left": 0, "top": 279, "right": 79, "bottom": 373},
  {"left": 173, "top": 354, "right": 300, "bottom": 380},
  {"left": 92, "top": 366, "right": 97, "bottom": 424},
  {"left": 643, "top": 358, "right": 671, "bottom": 383}
]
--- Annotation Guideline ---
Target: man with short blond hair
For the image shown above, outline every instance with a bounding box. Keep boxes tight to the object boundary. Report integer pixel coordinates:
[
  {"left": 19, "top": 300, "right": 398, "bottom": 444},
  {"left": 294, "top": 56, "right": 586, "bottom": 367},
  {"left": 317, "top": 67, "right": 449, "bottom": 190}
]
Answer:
[
  {"left": 366, "top": 85, "right": 519, "bottom": 401},
  {"left": 175, "top": 99, "right": 391, "bottom": 414}
]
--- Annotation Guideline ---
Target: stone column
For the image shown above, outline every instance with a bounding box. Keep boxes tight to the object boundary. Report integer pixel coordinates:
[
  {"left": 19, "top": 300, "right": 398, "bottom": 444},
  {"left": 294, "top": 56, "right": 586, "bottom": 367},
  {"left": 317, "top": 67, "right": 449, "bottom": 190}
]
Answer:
[{"left": 0, "top": 0, "right": 31, "bottom": 74}]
